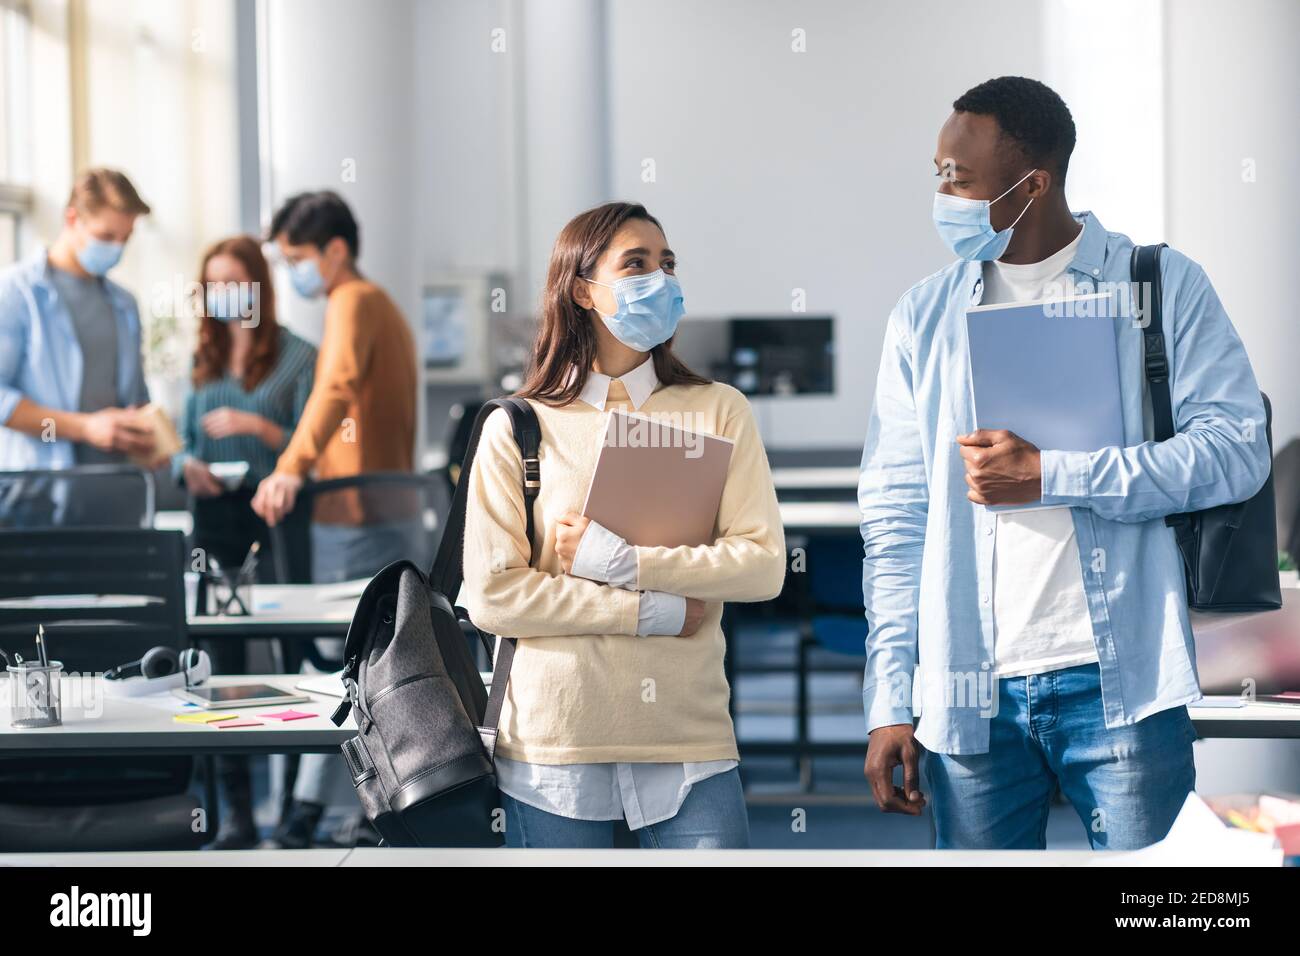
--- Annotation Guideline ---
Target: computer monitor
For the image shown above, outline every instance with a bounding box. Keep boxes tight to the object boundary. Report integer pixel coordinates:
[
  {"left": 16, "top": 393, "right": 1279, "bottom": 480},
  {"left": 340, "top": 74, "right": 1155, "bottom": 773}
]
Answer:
[{"left": 728, "top": 316, "right": 834, "bottom": 396}]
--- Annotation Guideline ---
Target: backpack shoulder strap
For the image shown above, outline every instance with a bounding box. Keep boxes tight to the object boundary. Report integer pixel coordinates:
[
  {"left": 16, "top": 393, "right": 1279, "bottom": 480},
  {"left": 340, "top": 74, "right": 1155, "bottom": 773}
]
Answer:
[
  {"left": 428, "top": 395, "right": 540, "bottom": 753},
  {"left": 430, "top": 396, "right": 541, "bottom": 595},
  {"left": 1132, "top": 243, "right": 1197, "bottom": 546},
  {"left": 1131, "top": 243, "right": 1173, "bottom": 442}
]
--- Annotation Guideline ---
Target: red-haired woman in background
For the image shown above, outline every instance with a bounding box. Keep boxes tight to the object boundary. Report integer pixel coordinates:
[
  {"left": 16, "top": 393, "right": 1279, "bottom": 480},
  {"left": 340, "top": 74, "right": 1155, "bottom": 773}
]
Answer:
[{"left": 172, "top": 235, "right": 316, "bottom": 848}]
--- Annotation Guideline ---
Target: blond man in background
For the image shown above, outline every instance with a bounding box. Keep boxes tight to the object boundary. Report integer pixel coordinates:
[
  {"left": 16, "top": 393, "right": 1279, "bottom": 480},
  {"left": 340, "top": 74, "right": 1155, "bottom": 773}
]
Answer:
[{"left": 0, "top": 168, "right": 159, "bottom": 474}]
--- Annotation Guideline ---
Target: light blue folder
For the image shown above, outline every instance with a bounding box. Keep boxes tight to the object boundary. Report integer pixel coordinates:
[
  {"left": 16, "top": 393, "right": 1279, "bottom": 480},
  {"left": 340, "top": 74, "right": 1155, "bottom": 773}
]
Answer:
[{"left": 965, "top": 293, "right": 1124, "bottom": 509}]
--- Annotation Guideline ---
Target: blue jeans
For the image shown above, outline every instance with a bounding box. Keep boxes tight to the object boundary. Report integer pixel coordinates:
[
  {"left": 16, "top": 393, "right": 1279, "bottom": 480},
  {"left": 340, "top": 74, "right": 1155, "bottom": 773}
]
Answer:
[
  {"left": 502, "top": 767, "right": 751, "bottom": 848},
  {"left": 924, "top": 662, "right": 1196, "bottom": 850}
]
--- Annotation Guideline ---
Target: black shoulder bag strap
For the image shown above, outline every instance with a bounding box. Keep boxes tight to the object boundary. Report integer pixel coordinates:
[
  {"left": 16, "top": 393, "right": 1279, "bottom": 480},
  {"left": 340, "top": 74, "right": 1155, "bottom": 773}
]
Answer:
[
  {"left": 1131, "top": 243, "right": 1197, "bottom": 562},
  {"left": 429, "top": 396, "right": 540, "bottom": 752}
]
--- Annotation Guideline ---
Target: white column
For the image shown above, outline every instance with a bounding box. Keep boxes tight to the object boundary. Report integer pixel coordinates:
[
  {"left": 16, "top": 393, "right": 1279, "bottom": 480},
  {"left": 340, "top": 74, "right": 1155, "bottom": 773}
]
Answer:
[
  {"left": 516, "top": 0, "right": 610, "bottom": 308},
  {"left": 1163, "top": 0, "right": 1300, "bottom": 800},
  {"left": 1165, "top": 0, "right": 1300, "bottom": 447},
  {"left": 261, "top": 0, "right": 418, "bottom": 347},
  {"left": 1041, "top": 0, "right": 1164, "bottom": 244}
]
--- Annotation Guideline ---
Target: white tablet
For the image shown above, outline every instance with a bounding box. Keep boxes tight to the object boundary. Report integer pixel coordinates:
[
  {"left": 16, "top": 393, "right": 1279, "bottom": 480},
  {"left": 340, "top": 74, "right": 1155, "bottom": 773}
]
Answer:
[{"left": 173, "top": 683, "right": 310, "bottom": 709}]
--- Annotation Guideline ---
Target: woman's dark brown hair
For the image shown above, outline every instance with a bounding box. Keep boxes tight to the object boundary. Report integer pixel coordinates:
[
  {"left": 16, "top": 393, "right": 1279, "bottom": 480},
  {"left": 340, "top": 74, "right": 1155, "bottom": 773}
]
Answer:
[
  {"left": 192, "top": 235, "right": 280, "bottom": 390},
  {"left": 517, "top": 202, "right": 710, "bottom": 406}
]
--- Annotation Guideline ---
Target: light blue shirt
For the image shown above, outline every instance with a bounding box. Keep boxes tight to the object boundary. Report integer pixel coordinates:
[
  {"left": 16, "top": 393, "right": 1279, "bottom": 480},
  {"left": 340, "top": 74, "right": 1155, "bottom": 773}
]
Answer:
[
  {"left": 859, "top": 211, "right": 1270, "bottom": 755},
  {"left": 0, "top": 248, "right": 149, "bottom": 470}
]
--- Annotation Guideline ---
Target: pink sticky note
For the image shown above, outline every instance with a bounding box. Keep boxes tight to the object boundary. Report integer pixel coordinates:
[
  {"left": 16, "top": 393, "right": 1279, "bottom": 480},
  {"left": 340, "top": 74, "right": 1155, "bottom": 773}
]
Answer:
[
  {"left": 216, "top": 719, "right": 264, "bottom": 728},
  {"left": 259, "top": 709, "right": 317, "bottom": 721}
]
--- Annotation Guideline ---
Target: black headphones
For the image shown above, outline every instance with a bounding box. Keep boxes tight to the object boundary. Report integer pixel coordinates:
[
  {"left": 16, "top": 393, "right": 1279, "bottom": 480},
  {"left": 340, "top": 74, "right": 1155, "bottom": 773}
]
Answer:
[{"left": 104, "top": 647, "right": 200, "bottom": 681}]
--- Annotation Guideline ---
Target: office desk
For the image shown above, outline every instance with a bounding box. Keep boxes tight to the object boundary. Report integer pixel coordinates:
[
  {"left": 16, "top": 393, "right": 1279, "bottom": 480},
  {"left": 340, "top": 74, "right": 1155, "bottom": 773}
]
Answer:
[
  {"left": 769, "top": 503, "right": 1300, "bottom": 742},
  {"left": 187, "top": 582, "right": 365, "bottom": 640},
  {"left": 772, "top": 466, "right": 859, "bottom": 491},
  {"left": 0, "top": 674, "right": 354, "bottom": 757},
  {"left": 779, "top": 500, "right": 860, "bottom": 535},
  {"left": 1187, "top": 701, "right": 1300, "bottom": 739}
]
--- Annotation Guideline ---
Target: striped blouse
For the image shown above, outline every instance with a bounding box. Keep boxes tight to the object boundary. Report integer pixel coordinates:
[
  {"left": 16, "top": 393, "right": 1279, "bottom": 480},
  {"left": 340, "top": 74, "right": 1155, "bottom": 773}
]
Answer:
[{"left": 172, "top": 328, "right": 317, "bottom": 487}]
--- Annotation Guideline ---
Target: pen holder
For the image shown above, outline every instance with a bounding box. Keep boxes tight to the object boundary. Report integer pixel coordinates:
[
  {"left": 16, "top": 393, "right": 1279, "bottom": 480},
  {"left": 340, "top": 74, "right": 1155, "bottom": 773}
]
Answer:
[
  {"left": 7, "top": 661, "right": 63, "bottom": 729},
  {"left": 204, "top": 568, "right": 254, "bottom": 617}
]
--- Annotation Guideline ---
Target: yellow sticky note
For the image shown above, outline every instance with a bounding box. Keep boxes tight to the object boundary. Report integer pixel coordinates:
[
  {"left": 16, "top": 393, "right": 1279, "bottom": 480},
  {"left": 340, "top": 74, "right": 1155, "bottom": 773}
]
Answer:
[{"left": 174, "top": 712, "right": 241, "bottom": 725}]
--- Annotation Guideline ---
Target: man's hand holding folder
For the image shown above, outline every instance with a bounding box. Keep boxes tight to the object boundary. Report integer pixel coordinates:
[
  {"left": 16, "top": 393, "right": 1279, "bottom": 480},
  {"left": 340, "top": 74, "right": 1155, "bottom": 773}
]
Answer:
[{"left": 955, "top": 428, "right": 1042, "bottom": 506}]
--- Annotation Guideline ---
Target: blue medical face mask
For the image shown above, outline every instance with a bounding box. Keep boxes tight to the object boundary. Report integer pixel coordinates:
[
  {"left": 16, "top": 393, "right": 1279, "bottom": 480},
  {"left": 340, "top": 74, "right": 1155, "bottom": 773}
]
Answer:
[
  {"left": 931, "top": 168, "right": 1037, "bottom": 261},
  {"left": 583, "top": 269, "right": 685, "bottom": 352},
  {"left": 77, "top": 235, "right": 125, "bottom": 276},
  {"left": 205, "top": 285, "right": 255, "bottom": 323},
  {"left": 289, "top": 258, "right": 325, "bottom": 299}
]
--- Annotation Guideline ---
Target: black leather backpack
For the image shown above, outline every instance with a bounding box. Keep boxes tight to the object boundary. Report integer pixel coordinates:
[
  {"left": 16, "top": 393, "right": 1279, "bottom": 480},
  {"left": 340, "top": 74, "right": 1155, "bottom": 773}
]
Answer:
[
  {"left": 1132, "top": 244, "right": 1281, "bottom": 612},
  {"left": 330, "top": 397, "right": 539, "bottom": 846}
]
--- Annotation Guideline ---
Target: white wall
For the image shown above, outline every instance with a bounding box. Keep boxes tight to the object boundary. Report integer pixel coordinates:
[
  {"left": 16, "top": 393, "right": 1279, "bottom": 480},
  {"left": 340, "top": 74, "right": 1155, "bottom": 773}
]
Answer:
[
  {"left": 413, "top": 0, "right": 611, "bottom": 318},
  {"left": 1165, "top": 0, "right": 1300, "bottom": 447},
  {"left": 604, "top": 0, "right": 1045, "bottom": 447},
  {"left": 373, "top": 0, "right": 1300, "bottom": 455},
  {"left": 411, "top": 0, "right": 1048, "bottom": 448},
  {"left": 272, "top": 0, "right": 1300, "bottom": 454},
  {"left": 414, "top": 0, "right": 517, "bottom": 282},
  {"left": 262, "top": 0, "right": 417, "bottom": 347},
  {"left": 1041, "top": 0, "right": 1164, "bottom": 246},
  {"left": 1164, "top": 0, "right": 1300, "bottom": 798}
]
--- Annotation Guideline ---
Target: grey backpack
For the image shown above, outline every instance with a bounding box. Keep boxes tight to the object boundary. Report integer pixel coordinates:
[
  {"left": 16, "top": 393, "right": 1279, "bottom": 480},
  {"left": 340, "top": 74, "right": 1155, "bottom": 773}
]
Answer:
[{"left": 330, "top": 397, "right": 539, "bottom": 847}]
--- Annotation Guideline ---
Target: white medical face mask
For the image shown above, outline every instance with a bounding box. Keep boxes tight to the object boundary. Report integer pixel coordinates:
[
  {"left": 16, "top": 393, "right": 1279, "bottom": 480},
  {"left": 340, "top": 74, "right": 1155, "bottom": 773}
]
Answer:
[
  {"left": 584, "top": 269, "right": 685, "bottom": 352},
  {"left": 931, "top": 168, "right": 1037, "bottom": 261}
]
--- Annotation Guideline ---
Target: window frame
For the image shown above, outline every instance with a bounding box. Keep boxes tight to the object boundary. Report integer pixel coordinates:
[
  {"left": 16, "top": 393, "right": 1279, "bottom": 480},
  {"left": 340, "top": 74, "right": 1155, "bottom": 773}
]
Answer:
[{"left": 0, "top": 0, "right": 33, "bottom": 267}]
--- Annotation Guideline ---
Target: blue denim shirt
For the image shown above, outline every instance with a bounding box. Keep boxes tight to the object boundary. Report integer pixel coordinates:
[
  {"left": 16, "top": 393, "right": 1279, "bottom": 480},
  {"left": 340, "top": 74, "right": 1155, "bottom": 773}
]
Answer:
[
  {"left": 0, "top": 248, "right": 149, "bottom": 469},
  {"left": 859, "top": 211, "right": 1269, "bottom": 755}
]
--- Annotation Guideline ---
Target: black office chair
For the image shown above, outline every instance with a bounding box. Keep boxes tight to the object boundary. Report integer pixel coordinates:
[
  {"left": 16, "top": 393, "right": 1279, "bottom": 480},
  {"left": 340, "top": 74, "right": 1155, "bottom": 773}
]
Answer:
[
  {"left": 268, "top": 471, "right": 450, "bottom": 673},
  {"left": 442, "top": 398, "right": 488, "bottom": 499},
  {"left": 302, "top": 471, "right": 449, "bottom": 575},
  {"left": 796, "top": 536, "right": 870, "bottom": 776},
  {"left": 0, "top": 529, "right": 205, "bottom": 851},
  {"left": 0, "top": 465, "right": 155, "bottom": 529},
  {"left": 0, "top": 528, "right": 188, "bottom": 668},
  {"left": 728, "top": 530, "right": 868, "bottom": 790}
]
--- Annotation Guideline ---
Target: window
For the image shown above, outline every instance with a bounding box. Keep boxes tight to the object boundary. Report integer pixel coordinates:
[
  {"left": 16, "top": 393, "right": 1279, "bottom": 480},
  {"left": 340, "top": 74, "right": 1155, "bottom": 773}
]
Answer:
[
  {"left": 0, "top": 0, "right": 32, "bottom": 268},
  {"left": 0, "top": 210, "right": 15, "bottom": 263}
]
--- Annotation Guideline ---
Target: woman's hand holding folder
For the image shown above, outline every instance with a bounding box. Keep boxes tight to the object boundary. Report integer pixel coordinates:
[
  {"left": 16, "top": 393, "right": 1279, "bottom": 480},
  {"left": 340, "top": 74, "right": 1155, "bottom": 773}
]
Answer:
[
  {"left": 554, "top": 512, "right": 592, "bottom": 573},
  {"left": 557, "top": 511, "right": 705, "bottom": 637}
]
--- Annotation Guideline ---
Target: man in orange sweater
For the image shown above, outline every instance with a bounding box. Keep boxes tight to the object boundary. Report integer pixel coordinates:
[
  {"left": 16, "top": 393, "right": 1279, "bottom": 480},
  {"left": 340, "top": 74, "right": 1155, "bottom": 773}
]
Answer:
[
  {"left": 252, "top": 190, "right": 416, "bottom": 532},
  {"left": 252, "top": 190, "right": 417, "bottom": 848}
]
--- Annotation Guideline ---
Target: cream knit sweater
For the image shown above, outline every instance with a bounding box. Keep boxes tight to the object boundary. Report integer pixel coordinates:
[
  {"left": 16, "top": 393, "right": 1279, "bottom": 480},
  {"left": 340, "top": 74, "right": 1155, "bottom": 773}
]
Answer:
[{"left": 460, "top": 378, "right": 786, "bottom": 764}]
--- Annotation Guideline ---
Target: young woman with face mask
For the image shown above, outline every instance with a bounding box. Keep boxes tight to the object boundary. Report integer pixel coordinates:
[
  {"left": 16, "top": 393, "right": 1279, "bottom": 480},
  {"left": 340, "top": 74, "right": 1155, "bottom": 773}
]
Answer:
[
  {"left": 172, "top": 235, "right": 317, "bottom": 848},
  {"left": 461, "top": 202, "right": 786, "bottom": 848}
]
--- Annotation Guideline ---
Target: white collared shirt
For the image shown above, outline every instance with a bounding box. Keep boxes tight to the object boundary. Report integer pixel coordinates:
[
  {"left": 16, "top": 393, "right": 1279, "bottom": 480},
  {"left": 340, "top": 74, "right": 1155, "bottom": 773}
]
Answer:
[
  {"left": 574, "top": 353, "right": 660, "bottom": 411},
  {"left": 495, "top": 357, "right": 738, "bottom": 830}
]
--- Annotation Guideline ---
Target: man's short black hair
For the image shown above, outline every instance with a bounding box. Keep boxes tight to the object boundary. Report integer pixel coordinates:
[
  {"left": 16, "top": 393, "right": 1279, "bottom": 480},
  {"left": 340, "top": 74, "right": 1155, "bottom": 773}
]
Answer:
[
  {"left": 269, "top": 190, "right": 360, "bottom": 259},
  {"left": 953, "top": 76, "right": 1076, "bottom": 181}
]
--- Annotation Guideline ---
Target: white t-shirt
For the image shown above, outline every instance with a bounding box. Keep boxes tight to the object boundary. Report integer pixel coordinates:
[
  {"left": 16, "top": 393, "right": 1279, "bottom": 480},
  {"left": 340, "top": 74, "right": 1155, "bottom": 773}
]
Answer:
[{"left": 982, "top": 225, "right": 1100, "bottom": 678}]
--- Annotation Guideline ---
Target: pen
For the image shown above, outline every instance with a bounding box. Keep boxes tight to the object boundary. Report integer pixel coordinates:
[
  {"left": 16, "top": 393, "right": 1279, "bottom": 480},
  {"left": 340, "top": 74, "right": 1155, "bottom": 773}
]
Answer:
[
  {"left": 237, "top": 541, "right": 260, "bottom": 582},
  {"left": 36, "top": 624, "right": 48, "bottom": 668}
]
